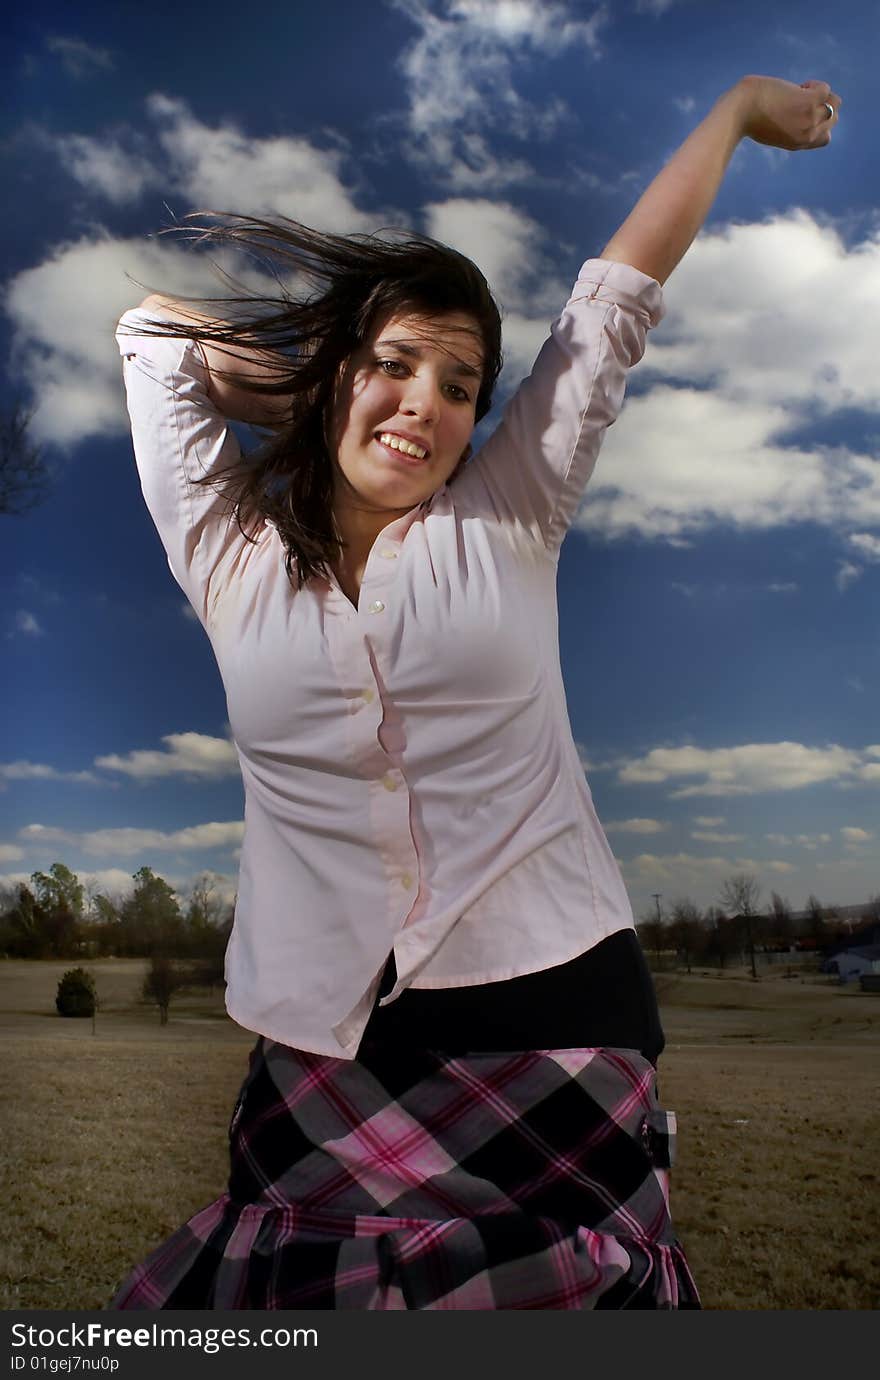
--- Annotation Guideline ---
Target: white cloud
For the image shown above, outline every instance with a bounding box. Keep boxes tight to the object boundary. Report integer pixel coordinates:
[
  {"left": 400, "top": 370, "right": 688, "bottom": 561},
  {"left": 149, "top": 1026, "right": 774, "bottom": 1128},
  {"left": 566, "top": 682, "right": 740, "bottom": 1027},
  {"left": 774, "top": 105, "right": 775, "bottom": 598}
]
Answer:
[
  {"left": 690, "top": 831, "right": 745, "bottom": 844},
  {"left": 765, "top": 833, "right": 833, "bottom": 849},
  {"left": 4, "top": 229, "right": 284, "bottom": 448},
  {"left": 0, "top": 845, "right": 25, "bottom": 864},
  {"left": 693, "top": 815, "right": 725, "bottom": 826},
  {"left": 423, "top": 198, "right": 560, "bottom": 310},
  {"left": 621, "top": 851, "right": 794, "bottom": 883},
  {"left": 0, "top": 761, "right": 100, "bottom": 786},
  {"left": 50, "top": 133, "right": 159, "bottom": 206},
  {"left": 41, "top": 93, "right": 375, "bottom": 230},
  {"left": 46, "top": 35, "right": 114, "bottom": 79},
  {"left": 618, "top": 741, "right": 866, "bottom": 797},
  {"left": 836, "top": 561, "right": 862, "bottom": 591},
  {"left": 79, "top": 868, "right": 142, "bottom": 899},
  {"left": 95, "top": 732, "right": 239, "bottom": 781},
  {"left": 147, "top": 94, "right": 375, "bottom": 231},
  {"left": 8, "top": 94, "right": 396, "bottom": 449},
  {"left": 848, "top": 533, "right": 880, "bottom": 560},
  {"left": 11, "top": 611, "right": 43, "bottom": 637},
  {"left": 576, "top": 213, "right": 880, "bottom": 543},
  {"left": 583, "top": 385, "right": 876, "bottom": 541},
  {"left": 392, "top": 0, "right": 606, "bottom": 186},
  {"left": 841, "top": 826, "right": 873, "bottom": 842},
  {"left": 17, "top": 820, "right": 244, "bottom": 858},
  {"left": 767, "top": 582, "right": 798, "bottom": 594},
  {"left": 604, "top": 818, "right": 667, "bottom": 834}
]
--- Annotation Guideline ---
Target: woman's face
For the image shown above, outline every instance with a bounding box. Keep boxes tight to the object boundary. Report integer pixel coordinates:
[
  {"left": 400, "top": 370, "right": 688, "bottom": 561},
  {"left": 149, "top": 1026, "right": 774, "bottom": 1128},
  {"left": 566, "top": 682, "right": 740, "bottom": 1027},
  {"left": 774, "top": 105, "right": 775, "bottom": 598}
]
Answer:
[{"left": 328, "top": 308, "right": 484, "bottom": 522}]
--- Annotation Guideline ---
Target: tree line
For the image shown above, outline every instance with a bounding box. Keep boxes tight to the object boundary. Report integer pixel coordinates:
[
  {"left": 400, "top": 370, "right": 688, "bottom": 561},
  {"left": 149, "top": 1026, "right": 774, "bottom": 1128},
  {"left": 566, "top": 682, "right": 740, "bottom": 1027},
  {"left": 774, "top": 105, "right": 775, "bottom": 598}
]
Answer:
[
  {"left": 0, "top": 862, "right": 232, "bottom": 973},
  {"left": 636, "top": 873, "right": 879, "bottom": 975}
]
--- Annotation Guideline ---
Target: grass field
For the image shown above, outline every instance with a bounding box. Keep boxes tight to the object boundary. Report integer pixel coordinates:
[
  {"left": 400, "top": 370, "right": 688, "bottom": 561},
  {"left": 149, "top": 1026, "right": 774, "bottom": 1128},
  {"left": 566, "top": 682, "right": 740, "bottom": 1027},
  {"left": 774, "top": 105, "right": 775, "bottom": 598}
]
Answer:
[{"left": 1, "top": 958, "right": 878, "bottom": 1310}]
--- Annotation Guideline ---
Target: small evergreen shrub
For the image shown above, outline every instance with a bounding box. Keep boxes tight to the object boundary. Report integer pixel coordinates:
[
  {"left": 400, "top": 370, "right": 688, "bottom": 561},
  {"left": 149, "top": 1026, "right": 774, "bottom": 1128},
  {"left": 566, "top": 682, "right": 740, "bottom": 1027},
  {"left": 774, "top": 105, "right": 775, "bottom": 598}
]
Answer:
[{"left": 55, "top": 967, "right": 96, "bottom": 1018}]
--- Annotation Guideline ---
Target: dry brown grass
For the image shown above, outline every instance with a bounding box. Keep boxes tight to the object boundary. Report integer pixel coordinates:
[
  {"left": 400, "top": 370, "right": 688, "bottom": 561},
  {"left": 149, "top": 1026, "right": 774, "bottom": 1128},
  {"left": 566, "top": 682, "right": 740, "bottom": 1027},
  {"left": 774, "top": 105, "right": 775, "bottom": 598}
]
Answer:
[{"left": 1, "top": 958, "right": 878, "bottom": 1309}]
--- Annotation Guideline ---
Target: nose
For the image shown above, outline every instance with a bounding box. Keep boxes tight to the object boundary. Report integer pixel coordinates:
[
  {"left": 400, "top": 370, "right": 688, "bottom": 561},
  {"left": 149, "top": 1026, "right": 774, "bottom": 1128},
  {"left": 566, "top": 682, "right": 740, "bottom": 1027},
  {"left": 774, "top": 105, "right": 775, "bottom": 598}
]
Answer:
[{"left": 399, "top": 371, "right": 440, "bottom": 424}]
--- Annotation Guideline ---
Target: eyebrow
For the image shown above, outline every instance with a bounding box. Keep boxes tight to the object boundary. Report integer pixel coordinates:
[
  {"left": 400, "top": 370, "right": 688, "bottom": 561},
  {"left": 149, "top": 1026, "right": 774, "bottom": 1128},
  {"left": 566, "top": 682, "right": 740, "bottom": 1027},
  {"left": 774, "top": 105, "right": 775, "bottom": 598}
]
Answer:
[{"left": 375, "top": 339, "right": 483, "bottom": 380}]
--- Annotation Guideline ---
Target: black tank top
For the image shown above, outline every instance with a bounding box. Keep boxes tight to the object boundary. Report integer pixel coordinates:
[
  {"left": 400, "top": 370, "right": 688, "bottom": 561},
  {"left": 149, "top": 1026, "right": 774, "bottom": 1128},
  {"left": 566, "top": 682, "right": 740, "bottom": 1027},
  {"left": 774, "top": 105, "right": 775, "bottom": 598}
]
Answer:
[{"left": 359, "top": 928, "right": 664, "bottom": 1066}]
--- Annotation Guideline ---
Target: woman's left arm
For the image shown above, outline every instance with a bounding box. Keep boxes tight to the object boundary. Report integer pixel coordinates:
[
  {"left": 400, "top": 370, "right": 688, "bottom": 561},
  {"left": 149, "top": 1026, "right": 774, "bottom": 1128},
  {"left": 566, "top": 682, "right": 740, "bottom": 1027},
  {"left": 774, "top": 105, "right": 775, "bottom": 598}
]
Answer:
[{"left": 601, "top": 75, "right": 840, "bottom": 286}]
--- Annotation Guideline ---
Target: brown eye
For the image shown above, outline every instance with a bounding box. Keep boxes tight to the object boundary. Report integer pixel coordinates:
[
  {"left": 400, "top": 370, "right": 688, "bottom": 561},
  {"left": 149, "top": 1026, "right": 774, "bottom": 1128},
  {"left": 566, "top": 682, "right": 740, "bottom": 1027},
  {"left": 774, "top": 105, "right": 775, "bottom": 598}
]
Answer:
[{"left": 445, "top": 383, "right": 471, "bottom": 402}]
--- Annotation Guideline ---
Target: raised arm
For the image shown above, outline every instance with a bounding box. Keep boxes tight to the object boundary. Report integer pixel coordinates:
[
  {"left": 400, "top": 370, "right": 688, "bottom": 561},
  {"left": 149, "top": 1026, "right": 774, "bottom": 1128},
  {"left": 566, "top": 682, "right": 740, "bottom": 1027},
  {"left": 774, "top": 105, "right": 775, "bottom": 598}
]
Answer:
[
  {"left": 601, "top": 76, "right": 840, "bottom": 285},
  {"left": 136, "top": 293, "right": 292, "bottom": 428}
]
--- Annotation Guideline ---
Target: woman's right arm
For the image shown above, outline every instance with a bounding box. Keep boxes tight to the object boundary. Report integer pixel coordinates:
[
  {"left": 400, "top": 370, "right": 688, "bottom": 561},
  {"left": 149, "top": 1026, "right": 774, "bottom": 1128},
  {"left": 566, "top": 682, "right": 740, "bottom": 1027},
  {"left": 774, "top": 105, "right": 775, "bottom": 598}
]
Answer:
[{"left": 137, "top": 293, "right": 293, "bottom": 429}]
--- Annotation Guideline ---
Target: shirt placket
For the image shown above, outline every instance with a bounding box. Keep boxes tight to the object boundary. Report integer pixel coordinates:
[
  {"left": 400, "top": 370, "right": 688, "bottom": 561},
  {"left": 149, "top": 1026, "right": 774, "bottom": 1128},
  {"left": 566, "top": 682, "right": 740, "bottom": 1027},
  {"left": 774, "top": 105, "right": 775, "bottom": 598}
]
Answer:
[{"left": 324, "top": 531, "right": 420, "bottom": 937}]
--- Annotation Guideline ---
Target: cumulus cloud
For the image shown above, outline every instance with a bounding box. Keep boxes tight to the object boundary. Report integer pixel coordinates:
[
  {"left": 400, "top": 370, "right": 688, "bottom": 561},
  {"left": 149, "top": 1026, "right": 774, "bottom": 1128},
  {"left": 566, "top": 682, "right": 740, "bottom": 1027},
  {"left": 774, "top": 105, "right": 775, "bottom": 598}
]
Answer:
[
  {"left": 618, "top": 741, "right": 868, "bottom": 797},
  {"left": 576, "top": 213, "right": 880, "bottom": 543},
  {"left": 145, "top": 94, "right": 375, "bottom": 230},
  {"left": 848, "top": 533, "right": 880, "bottom": 560},
  {"left": 620, "top": 851, "right": 794, "bottom": 882},
  {"left": 0, "top": 845, "right": 25, "bottom": 864},
  {"left": 604, "top": 818, "right": 668, "bottom": 834},
  {"left": 841, "top": 826, "right": 873, "bottom": 843},
  {"left": 423, "top": 198, "right": 562, "bottom": 309},
  {"left": 42, "top": 93, "right": 375, "bottom": 230},
  {"left": 693, "top": 815, "right": 725, "bottom": 826},
  {"left": 7, "top": 94, "right": 410, "bottom": 447},
  {"left": 391, "top": 0, "right": 606, "bottom": 186},
  {"left": 95, "top": 732, "right": 240, "bottom": 781},
  {"left": 17, "top": 820, "right": 244, "bottom": 858},
  {"left": 4, "top": 229, "right": 284, "bottom": 448},
  {"left": 583, "top": 386, "right": 879, "bottom": 542},
  {"left": 78, "top": 868, "right": 143, "bottom": 899},
  {"left": 50, "top": 133, "right": 159, "bottom": 205}
]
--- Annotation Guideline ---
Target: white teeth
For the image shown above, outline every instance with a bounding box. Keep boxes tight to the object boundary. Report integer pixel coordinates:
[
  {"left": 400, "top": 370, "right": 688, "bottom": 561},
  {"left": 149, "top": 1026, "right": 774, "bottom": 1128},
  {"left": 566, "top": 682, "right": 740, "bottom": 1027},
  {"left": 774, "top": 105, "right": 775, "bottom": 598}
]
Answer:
[{"left": 378, "top": 432, "right": 427, "bottom": 460}]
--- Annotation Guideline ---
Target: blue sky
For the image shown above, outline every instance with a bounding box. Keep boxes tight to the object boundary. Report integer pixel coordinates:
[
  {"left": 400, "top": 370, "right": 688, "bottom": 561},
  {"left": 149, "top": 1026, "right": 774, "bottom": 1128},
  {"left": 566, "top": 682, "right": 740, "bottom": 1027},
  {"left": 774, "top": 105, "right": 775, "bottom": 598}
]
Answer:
[{"left": 2, "top": 0, "right": 878, "bottom": 924}]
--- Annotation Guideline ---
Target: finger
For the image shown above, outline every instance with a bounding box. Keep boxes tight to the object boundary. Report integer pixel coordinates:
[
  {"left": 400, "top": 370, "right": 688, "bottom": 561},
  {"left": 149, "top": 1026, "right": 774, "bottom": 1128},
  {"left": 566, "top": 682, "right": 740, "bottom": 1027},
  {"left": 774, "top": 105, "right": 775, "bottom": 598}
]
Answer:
[
  {"left": 816, "top": 95, "right": 839, "bottom": 129},
  {"left": 800, "top": 78, "right": 831, "bottom": 98}
]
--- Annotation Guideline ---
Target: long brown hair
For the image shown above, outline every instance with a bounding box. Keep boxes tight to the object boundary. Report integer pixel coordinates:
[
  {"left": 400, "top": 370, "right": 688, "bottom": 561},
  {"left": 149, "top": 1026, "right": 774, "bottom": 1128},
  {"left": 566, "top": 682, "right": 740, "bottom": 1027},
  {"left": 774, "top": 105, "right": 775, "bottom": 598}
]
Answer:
[{"left": 136, "top": 215, "right": 504, "bottom": 590}]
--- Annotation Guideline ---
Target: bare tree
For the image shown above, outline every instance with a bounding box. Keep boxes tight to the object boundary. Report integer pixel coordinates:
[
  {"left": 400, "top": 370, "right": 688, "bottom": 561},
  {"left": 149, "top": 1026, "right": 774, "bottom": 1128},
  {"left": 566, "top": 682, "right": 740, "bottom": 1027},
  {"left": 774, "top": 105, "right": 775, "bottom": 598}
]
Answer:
[
  {"left": 668, "top": 898, "right": 702, "bottom": 974},
  {"left": 719, "top": 874, "right": 761, "bottom": 980},
  {"left": 0, "top": 402, "right": 53, "bottom": 515}
]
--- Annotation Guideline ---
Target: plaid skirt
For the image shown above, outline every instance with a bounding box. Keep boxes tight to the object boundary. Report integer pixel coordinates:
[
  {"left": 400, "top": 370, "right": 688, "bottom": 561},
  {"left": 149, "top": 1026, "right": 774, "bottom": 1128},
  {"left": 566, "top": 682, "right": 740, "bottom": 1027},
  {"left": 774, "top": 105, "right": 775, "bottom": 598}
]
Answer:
[{"left": 110, "top": 1039, "right": 700, "bottom": 1310}]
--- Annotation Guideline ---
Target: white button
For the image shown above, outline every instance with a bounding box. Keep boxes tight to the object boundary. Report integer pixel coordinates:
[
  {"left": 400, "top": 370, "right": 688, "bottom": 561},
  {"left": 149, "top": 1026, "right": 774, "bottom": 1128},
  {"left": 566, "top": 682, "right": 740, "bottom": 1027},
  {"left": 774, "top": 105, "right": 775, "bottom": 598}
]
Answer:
[
  {"left": 379, "top": 548, "right": 398, "bottom": 559},
  {"left": 382, "top": 774, "right": 398, "bottom": 792},
  {"left": 400, "top": 873, "right": 414, "bottom": 890},
  {"left": 368, "top": 600, "right": 385, "bottom": 614},
  {"left": 362, "top": 688, "right": 375, "bottom": 704}
]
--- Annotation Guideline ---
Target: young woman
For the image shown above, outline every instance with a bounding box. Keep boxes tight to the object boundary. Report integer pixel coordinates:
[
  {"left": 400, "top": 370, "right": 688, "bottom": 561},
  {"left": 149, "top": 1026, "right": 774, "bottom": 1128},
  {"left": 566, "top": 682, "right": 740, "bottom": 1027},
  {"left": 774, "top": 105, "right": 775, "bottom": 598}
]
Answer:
[{"left": 110, "top": 76, "right": 837, "bottom": 1310}]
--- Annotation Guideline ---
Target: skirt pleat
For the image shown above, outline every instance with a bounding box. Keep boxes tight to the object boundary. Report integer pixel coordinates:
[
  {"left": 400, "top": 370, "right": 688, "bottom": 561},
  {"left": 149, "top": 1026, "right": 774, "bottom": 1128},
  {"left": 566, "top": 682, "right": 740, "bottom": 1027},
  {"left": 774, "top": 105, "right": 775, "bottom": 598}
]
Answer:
[{"left": 110, "top": 1041, "right": 700, "bottom": 1311}]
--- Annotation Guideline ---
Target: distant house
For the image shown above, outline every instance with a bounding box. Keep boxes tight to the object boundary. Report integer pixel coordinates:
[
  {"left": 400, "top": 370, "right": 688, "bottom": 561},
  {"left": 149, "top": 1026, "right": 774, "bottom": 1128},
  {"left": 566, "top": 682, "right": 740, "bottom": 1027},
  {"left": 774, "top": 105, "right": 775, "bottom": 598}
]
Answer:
[{"left": 823, "top": 943, "right": 880, "bottom": 984}]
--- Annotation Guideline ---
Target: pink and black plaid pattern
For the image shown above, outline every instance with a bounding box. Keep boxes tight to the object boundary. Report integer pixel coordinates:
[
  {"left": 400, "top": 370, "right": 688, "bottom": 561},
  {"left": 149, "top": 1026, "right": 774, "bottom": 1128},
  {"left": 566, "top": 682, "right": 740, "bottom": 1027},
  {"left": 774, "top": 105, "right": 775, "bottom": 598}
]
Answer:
[{"left": 110, "top": 1041, "right": 700, "bottom": 1310}]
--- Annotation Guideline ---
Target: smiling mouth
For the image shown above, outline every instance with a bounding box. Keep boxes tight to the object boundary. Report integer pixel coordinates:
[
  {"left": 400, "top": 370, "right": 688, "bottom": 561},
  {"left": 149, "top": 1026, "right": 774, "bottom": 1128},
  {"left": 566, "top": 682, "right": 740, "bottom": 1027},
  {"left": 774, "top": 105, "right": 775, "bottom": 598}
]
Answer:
[{"left": 376, "top": 431, "right": 430, "bottom": 461}]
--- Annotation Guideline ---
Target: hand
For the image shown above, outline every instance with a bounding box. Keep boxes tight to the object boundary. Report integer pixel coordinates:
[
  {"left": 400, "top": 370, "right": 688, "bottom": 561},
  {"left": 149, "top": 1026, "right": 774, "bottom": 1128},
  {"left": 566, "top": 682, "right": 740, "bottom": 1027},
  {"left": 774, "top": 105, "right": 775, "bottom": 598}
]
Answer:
[{"left": 736, "top": 75, "right": 840, "bottom": 151}]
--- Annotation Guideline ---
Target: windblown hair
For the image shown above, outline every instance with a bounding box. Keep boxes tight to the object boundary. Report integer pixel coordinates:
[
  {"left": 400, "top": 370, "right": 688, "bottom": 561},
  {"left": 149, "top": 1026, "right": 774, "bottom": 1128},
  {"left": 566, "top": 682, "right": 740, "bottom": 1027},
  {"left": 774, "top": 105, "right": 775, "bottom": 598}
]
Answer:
[{"left": 137, "top": 215, "right": 504, "bottom": 591}]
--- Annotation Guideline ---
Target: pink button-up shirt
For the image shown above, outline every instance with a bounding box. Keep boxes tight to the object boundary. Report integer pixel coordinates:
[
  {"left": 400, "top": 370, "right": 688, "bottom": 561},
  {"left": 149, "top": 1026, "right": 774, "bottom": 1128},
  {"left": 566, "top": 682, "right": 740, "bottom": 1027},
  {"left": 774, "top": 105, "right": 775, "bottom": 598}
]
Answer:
[{"left": 116, "top": 258, "right": 664, "bottom": 1057}]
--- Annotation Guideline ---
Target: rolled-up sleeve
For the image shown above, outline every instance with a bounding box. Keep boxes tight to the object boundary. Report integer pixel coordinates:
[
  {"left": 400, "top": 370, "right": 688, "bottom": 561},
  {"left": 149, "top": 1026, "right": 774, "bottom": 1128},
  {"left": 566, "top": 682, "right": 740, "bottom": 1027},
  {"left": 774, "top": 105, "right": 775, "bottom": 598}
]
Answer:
[
  {"left": 460, "top": 259, "right": 665, "bottom": 554},
  {"left": 116, "top": 308, "right": 243, "bottom": 627}
]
